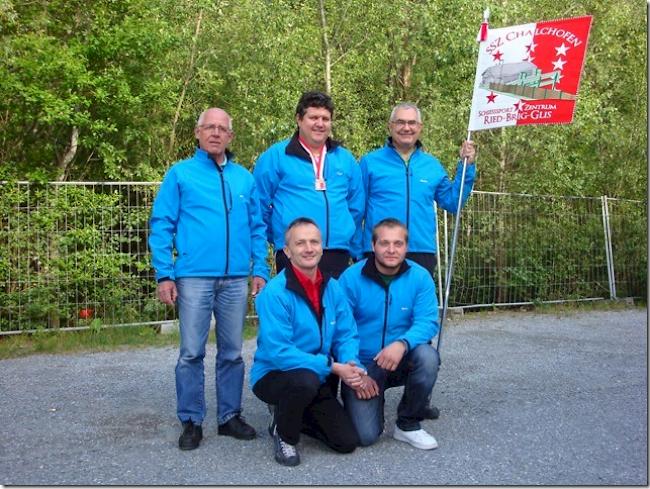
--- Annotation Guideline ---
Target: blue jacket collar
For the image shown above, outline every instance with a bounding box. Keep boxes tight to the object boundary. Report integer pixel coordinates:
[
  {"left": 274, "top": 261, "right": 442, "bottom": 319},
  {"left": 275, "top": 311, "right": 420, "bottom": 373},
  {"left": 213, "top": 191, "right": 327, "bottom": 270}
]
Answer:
[
  {"left": 285, "top": 131, "right": 342, "bottom": 162},
  {"left": 361, "top": 255, "right": 410, "bottom": 289},
  {"left": 195, "top": 147, "right": 235, "bottom": 167},
  {"left": 284, "top": 264, "right": 332, "bottom": 320}
]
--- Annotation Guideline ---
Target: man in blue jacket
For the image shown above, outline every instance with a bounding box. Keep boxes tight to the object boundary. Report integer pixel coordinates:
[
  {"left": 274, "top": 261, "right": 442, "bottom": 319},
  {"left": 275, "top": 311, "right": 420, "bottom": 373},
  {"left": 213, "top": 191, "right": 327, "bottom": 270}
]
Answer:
[
  {"left": 360, "top": 102, "right": 476, "bottom": 274},
  {"left": 359, "top": 102, "right": 476, "bottom": 419},
  {"left": 338, "top": 218, "right": 440, "bottom": 450},
  {"left": 149, "top": 108, "right": 270, "bottom": 451},
  {"left": 253, "top": 91, "right": 364, "bottom": 278},
  {"left": 251, "top": 217, "right": 366, "bottom": 466}
]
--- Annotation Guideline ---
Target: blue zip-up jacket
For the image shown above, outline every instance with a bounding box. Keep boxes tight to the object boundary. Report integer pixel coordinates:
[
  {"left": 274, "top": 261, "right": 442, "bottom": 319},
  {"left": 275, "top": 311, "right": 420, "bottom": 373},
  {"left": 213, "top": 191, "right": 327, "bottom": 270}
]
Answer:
[
  {"left": 250, "top": 265, "right": 362, "bottom": 387},
  {"left": 337, "top": 258, "right": 439, "bottom": 367},
  {"left": 253, "top": 133, "right": 365, "bottom": 258},
  {"left": 359, "top": 139, "right": 476, "bottom": 253},
  {"left": 149, "top": 148, "right": 270, "bottom": 282}
]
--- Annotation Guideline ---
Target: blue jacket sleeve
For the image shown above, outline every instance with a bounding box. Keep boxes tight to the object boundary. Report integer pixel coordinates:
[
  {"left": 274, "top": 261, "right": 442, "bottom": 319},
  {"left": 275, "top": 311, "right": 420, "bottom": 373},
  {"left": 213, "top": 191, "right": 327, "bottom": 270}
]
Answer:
[
  {"left": 329, "top": 281, "right": 362, "bottom": 366},
  {"left": 149, "top": 168, "right": 180, "bottom": 281},
  {"left": 434, "top": 160, "right": 476, "bottom": 214},
  {"left": 252, "top": 150, "right": 279, "bottom": 245},
  {"left": 399, "top": 271, "right": 440, "bottom": 348},
  {"left": 347, "top": 158, "right": 365, "bottom": 260},
  {"left": 248, "top": 179, "right": 270, "bottom": 281},
  {"left": 255, "top": 288, "right": 331, "bottom": 378}
]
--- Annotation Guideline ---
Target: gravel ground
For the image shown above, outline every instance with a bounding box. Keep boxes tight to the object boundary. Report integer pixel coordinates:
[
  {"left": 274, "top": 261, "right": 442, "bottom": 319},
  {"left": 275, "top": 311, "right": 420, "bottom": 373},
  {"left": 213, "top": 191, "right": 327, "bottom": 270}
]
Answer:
[{"left": 0, "top": 308, "right": 646, "bottom": 485}]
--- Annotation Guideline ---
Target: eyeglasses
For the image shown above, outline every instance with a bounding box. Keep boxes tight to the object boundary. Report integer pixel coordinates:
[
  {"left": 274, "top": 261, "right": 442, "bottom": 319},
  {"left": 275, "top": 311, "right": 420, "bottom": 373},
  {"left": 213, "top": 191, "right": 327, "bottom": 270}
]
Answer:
[
  {"left": 390, "top": 119, "right": 421, "bottom": 128},
  {"left": 198, "top": 124, "right": 232, "bottom": 134}
]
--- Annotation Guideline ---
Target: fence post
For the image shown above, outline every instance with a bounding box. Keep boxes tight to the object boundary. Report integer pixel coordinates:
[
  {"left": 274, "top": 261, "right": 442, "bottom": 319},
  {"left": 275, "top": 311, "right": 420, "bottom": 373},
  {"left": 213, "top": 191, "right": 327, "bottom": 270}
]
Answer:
[
  {"left": 434, "top": 202, "right": 443, "bottom": 304},
  {"left": 601, "top": 195, "right": 616, "bottom": 299},
  {"left": 443, "top": 209, "right": 449, "bottom": 303}
]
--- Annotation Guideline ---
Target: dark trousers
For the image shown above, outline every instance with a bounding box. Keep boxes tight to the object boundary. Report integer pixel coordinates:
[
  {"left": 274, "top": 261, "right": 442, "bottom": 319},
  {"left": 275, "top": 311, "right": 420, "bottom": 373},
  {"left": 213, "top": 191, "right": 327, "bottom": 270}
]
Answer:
[
  {"left": 406, "top": 252, "right": 437, "bottom": 278},
  {"left": 275, "top": 249, "right": 351, "bottom": 279},
  {"left": 252, "top": 369, "right": 359, "bottom": 453},
  {"left": 363, "top": 251, "right": 437, "bottom": 278}
]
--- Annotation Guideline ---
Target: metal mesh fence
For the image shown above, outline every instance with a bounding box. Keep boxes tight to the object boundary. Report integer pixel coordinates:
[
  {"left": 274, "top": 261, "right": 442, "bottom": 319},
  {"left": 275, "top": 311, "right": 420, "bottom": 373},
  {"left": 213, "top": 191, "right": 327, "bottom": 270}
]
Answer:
[
  {"left": 1, "top": 182, "right": 173, "bottom": 333},
  {"left": 606, "top": 197, "right": 648, "bottom": 299},
  {"left": 439, "top": 191, "right": 646, "bottom": 307},
  {"left": 0, "top": 182, "right": 646, "bottom": 333}
]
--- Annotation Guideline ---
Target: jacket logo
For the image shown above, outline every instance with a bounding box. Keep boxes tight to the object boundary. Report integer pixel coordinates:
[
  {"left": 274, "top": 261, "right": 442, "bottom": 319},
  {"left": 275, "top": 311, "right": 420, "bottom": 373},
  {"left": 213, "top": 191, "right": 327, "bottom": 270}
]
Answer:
[
  {"left": 330, "top": 320, "right": 336, "bottom": 325},
  {"left": 419, "top": 179, "right": 429, "bottom": 183},
  {"left": 400, "top": 306, "right": 409, "bottom": 311},
  {"left": 336, "top": 171, "right": 344, "bottom": 176}
]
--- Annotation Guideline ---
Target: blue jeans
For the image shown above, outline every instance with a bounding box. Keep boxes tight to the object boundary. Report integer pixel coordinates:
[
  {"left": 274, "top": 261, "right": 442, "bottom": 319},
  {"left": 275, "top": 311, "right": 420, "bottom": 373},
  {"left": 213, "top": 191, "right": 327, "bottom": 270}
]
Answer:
[
  {"left": 341, "top": 343, "right": 439, "bottom": 446},
  {"left": 175, "top": 277, "right": 248, "bottom": 425}
]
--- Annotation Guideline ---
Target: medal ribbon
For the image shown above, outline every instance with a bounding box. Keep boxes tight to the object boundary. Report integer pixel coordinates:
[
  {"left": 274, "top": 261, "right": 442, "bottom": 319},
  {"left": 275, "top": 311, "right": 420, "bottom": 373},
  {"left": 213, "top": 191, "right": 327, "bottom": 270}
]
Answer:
[{"left": 298, "top": 136, "right": 327, "bottom": 184}]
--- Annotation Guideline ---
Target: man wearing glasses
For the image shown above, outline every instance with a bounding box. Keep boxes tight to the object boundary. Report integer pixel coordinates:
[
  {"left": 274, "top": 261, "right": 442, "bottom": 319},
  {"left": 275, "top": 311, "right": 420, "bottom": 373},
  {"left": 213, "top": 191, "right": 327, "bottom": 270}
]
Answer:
[
  {"left": 149, "top": 108, "right": 269, "bottom": 450},
  {"left": 358, "top": 102, "right": 476, "bottom": 420}
]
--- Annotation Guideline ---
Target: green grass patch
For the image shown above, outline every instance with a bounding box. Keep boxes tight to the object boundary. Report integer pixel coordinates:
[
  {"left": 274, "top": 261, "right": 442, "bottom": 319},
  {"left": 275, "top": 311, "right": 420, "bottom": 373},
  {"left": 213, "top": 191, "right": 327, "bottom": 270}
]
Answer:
[{"left": 0, "top": 318, "right": 260, "bottom": 360}]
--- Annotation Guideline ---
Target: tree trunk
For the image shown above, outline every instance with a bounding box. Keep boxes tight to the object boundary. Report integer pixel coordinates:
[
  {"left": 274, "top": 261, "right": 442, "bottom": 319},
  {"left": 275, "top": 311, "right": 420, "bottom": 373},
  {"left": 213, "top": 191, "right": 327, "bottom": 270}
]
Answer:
[
  {"left": 168, "top": 9, "right": 204, "bottom": 161},
  {"left": 56, "top": 126, "right": 79, "bottom": 182},
  {"left": 318, "top": 0, "right": 332, "bottom": 94}
]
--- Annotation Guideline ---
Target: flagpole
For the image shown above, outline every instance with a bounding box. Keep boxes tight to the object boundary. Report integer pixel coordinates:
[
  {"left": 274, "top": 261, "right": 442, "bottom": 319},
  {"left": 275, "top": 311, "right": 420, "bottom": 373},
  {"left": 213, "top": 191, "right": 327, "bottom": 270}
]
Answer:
[
  {"left": 435, "top": 129, "right": 472, "bottom": 362},
  {"left": 435, "top": 7, "right": 488, "bottom": 362}
]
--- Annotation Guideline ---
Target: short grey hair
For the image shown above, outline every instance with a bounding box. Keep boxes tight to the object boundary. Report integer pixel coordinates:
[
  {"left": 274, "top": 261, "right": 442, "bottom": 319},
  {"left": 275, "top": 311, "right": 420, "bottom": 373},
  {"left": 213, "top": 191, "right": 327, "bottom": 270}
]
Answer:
[
  {"left": 389, "top": 102, "right": 422, "bottom": 123},
  {"left": 196, "top": 108, "right": 233, "bottom": 130}
]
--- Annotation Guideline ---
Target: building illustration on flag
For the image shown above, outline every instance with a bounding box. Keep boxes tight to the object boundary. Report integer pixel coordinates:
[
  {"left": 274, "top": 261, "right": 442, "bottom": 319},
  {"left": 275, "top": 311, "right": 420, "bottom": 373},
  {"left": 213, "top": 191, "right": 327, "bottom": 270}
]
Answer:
[{"left": 468, "top": 15, "right": 593, "bottom": 131}]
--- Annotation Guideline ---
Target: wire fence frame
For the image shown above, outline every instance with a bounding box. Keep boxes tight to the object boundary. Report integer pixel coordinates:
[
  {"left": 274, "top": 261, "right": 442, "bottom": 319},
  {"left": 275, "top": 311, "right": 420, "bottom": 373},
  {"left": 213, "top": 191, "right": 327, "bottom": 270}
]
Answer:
[
  {"left": 0, "top": 182, "right": 647, "bottom": 335},
  {"left": 437, "top": 191, "right": 646, "bottom": 309}
]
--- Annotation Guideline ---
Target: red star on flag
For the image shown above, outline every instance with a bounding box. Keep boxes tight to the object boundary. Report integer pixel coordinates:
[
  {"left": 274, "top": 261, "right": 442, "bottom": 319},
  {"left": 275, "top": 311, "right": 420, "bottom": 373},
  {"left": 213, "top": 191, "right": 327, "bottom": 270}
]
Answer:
[
  {"left": 469, "top": 15, "right": 593, "bottom": 131},
  {"left": 526, "top": 41, "right": 537, "bottom": 52}
]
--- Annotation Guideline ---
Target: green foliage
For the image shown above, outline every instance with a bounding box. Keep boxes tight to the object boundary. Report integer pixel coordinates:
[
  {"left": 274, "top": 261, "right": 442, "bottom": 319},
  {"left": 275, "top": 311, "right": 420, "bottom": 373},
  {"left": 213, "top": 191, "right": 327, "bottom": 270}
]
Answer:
[
  {"left": 0, "top": 182, "right": 174, "bottom": 331},
  {"left": 0, "top": 0, "right": 645, "bottom": 199}
]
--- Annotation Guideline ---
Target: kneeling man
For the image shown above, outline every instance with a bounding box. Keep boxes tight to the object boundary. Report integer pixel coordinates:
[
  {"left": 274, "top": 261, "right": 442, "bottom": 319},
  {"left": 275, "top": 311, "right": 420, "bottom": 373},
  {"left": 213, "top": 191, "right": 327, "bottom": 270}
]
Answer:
[
  {"left": 250, "top": 217, "right": 366, "bottom": 466},
  {"left": 338, "top": 218, "right": 440, "bottom": 449}
]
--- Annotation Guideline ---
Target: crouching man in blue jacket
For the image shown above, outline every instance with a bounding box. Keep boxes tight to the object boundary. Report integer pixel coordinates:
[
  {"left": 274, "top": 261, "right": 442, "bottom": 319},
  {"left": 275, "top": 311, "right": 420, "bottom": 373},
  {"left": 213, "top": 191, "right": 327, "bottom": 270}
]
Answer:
[
  {"left": 250, "top": 217, "right": 366, "bottom": 466},
  {"left": 338, "top": 218, "right": 440, "bottom": 450}
]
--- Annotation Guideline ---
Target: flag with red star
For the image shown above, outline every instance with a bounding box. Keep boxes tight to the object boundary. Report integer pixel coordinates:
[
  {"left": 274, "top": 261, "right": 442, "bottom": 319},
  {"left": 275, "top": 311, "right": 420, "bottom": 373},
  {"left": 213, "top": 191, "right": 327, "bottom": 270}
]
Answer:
[{"left": 468, "top": 15, "right": 592, "bottom": 131}]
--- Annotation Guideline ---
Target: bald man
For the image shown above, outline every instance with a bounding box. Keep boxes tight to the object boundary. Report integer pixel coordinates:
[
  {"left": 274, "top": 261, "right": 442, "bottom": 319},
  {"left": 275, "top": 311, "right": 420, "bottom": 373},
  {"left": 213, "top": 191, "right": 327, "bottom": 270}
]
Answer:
[{"left": 149, "top": 108, "right": 270, "bottom": 450}]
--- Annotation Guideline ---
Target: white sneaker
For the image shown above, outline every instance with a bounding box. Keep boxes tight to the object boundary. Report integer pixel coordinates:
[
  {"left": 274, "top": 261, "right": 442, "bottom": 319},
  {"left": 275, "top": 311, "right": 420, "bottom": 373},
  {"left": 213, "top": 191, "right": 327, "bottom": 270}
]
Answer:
[{"left": 393, "top": 425, "right": 439, "bottom": 450}]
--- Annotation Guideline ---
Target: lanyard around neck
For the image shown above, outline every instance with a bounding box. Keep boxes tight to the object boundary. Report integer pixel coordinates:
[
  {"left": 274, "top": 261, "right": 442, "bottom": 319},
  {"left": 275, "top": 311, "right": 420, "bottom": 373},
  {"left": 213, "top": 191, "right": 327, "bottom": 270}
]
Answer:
[{"left": 298, "top": 136, "right": 327, "bottom": 182}]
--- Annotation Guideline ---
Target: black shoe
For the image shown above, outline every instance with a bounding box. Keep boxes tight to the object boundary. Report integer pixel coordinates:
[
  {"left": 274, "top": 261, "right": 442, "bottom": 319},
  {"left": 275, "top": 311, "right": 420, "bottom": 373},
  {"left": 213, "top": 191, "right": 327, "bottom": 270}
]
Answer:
[
  {"left": 218, "top": 415, "right": 256, "bottom": 440},
  {"left": 273, "top": 427, "right": 300, "bottom": 466},
  {"left": 179, "top": 421, "right": 202, "bottom": 450},
  {"left": 267, "top": 404, "right": 277, "bottom": 437},
  {"left": 422, "top": 406, "right": 440, "bottom": 420}
]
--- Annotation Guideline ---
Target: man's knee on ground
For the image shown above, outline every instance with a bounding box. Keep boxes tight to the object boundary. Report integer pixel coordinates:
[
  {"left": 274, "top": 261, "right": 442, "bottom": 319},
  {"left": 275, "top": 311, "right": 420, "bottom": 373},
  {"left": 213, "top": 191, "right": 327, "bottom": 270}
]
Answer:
[{"left": 357, "top": 429, "right": 381, "bottom": 447}]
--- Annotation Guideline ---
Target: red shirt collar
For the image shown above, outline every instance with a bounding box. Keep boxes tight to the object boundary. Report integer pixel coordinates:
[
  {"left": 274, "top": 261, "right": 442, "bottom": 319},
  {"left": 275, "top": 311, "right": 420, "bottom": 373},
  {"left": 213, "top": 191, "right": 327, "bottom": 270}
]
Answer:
[{"left": 290, "top": 264, "right": 323, "bottom": 316}]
